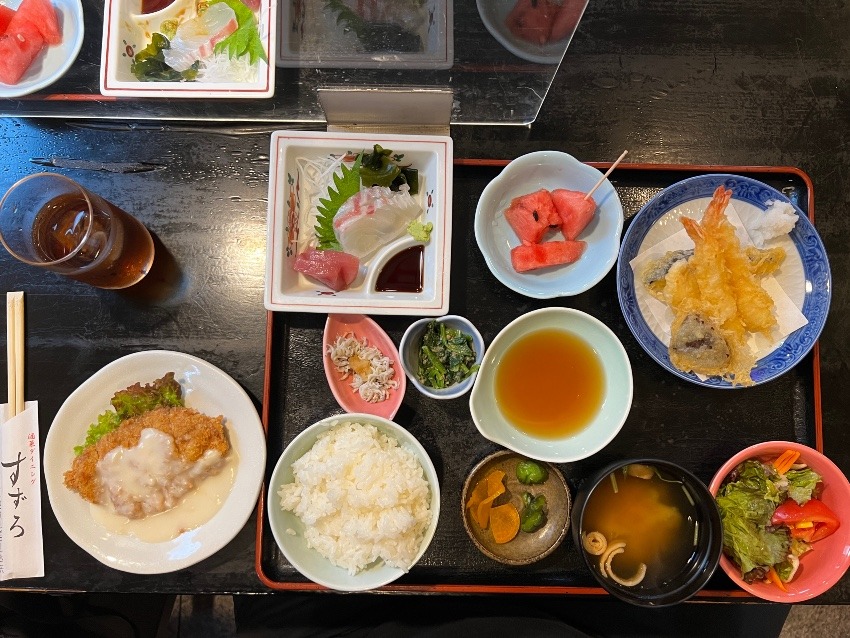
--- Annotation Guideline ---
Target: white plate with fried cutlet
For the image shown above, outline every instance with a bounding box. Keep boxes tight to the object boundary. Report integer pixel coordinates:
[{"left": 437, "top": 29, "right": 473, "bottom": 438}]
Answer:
[{"left": 44, "top": 350, "right": 266, "bottom": 574}]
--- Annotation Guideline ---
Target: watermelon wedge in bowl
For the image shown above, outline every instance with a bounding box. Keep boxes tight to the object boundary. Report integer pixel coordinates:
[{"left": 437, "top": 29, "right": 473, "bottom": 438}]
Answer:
[
  {"left": 474, "top": 151, "right": 624, "bottom": 298},
  {"left": 0, "top": 0, "right": 84, "bottom": 98}
]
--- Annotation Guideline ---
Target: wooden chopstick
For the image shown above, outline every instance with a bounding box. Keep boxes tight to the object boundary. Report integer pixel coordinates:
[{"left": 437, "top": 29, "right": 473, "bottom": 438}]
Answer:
[{"left": 6, "top": 292, "right": 24, "bottom": 418}]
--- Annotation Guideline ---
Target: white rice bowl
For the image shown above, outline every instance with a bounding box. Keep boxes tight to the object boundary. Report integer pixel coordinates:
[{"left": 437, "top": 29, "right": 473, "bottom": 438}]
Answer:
[{"left": 267, "top": 414, "right": 440, "bottom": 591}]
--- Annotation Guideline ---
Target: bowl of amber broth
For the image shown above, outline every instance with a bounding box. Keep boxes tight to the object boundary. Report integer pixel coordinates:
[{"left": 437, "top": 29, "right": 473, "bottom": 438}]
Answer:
[
  {"left": 469, "top": 307, "right": 632, "bottom": 462},
  {"left": 572, "top": 459, "right": 723, "bottom": 606}
]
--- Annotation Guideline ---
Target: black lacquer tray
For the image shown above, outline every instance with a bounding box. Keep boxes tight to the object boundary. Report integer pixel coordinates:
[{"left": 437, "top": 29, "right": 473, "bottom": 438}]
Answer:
[{"left": 256, "top": 162, "right": 821, "bottom": 596}]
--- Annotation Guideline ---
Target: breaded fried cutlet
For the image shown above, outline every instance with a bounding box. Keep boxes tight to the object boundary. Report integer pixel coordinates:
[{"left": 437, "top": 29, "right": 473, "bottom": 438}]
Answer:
[{"left": 64, "top": 406, "right": 229, "bottom": 505}]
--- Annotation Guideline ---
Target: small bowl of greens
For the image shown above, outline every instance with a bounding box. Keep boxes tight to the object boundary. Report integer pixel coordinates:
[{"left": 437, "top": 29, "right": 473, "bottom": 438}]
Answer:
[
  {"left": 709, "top": 441, "right": 850, "bottom": 602},
  {"left": 399, "top": 315, "right": 485, "bottom": 400}
]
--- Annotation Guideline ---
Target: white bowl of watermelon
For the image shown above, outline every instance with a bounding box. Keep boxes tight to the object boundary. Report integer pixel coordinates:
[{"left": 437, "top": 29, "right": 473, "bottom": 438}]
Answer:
[
  {"left": 474, "top": 150, "right": 623, "bottom": 299},
  {"left": 0, "top": 0, "right": 84, "bottom": 97},
  {"left": 469, "top": 307, "right": 633, "bottom": 463}
]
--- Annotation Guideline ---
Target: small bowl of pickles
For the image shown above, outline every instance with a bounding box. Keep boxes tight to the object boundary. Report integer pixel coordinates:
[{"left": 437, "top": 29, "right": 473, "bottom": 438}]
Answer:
[
  {"left": 461, "top": 450, "right": 571, "bottom": 565},
  {"left": 399, "top": 315, "right": 485, "bottom": 400}
]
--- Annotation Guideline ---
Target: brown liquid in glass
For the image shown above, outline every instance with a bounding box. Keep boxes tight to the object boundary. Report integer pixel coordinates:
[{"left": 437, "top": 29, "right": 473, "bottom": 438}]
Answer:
[{"left": 31, "top": 193, "right": 154, "bottom": 289}]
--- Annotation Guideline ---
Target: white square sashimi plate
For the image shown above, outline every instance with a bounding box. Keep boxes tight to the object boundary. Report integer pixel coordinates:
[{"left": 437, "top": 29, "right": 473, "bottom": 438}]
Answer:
[
  {"left": 100, "top": 0, "right": 276, "bottom": 98},
  {"left": 277, "top": 0, "right": 453, "bottom": 70},
  {"left": 265, "top": 130, "right": 453, "bottom": 316}
]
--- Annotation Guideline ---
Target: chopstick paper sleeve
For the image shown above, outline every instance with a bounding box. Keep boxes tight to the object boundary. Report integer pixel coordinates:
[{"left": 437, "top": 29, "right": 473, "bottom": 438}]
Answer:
[{"left": 0, "top": 401, "right": 44, "bottom": 580}]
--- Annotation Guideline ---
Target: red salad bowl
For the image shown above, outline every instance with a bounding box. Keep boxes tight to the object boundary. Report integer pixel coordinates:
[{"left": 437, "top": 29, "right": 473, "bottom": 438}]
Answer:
[{"left": 709, "top": 441, "right": 850, "bottom": 602}]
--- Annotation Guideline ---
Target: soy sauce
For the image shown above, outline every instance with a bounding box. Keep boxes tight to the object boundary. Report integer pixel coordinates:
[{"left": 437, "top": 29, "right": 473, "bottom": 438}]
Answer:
[{"left": 375, "top": 245, "right": 423, "bottom": 293}]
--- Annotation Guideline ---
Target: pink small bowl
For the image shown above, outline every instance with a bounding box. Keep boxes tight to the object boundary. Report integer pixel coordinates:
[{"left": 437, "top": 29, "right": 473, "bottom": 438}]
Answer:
[
  {"left": 322, "top": 314, "right": 405, "bottom": 420},
  {"left": 709, "top": 441, "right": 850, "bottom": 602}
]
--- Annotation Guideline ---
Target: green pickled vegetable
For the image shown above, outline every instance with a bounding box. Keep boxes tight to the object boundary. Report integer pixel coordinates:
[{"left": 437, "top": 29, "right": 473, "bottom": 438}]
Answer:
[
  {"left": 73, "top": 372, "right": 184, "bottom": 455},
  {"left": 516, "top": 460, "right": 548, "bottom": 485},
  {"left": 360, "top": 144, "right": 419, "bottom": 194},
  {"left": 519, "top": 493, "right": 548, "bottom": 533},
  {"left": 130, "top": 33, "right": 200, "bottom": 82},
  {"left": 415, "top": 321, "right": 479, "bottom": 389}
]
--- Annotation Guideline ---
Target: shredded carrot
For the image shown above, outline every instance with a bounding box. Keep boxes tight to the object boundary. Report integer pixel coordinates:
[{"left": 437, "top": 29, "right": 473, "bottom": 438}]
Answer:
[
  {"left": 767, "top": 566, "right": 788, "bottom": 592},
  {"left": 773, "top": 450, "right": 801, "bottom": 475}
]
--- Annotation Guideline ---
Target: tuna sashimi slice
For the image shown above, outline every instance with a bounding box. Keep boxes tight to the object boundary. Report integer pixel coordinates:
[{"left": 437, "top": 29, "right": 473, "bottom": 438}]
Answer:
[
  {"left": 504, "top": 189, "right": 559, "bottom": 245},
  {"left": 552, "top": 189, "right": 597, "bottom": 240},
  {"left": 162, "top": 3, "right": 238, "bottom": 72},
  {"left": 510, "top": 240, "right": 586, "bottom": 273},
  {"left": 293, "top": 248, "right": 360, "bottom": 292}
]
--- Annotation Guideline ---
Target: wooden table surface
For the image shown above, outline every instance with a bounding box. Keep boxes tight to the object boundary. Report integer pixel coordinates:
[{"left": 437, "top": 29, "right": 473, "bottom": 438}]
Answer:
[{"left": 1, "top": 0, "right": 849, "bottom": 602}]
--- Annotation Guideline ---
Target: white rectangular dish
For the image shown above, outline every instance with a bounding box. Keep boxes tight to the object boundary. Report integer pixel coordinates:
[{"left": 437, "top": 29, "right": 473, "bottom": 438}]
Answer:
[
  {"left": 265, "top": 130, "right": 453, "bottom": 315},
  {"left": 277, "top": 0, "right": 452, "bottom": 70},
  {"left": 100, "top": 0, "right": 276, "bottom": 98}
]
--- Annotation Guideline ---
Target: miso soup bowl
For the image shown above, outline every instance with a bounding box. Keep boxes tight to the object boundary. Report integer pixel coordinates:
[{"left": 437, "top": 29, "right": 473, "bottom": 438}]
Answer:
[
  {"left": 571, "top": 458, "right": 723, "bottom": 607},
  {"left": 469, "top": 307, "right": 632, "bottom": 463}
]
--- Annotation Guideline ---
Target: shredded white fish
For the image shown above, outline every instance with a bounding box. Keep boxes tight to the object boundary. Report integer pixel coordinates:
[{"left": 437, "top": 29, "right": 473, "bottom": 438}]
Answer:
[{"left": 326, "top": 332, "right": 399, "bottom": 403}]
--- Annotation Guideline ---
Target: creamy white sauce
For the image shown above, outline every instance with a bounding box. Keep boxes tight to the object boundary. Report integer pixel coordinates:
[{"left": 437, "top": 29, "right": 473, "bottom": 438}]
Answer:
[{"left": 90, "top": 427, "right": 238, "bottom": 543}]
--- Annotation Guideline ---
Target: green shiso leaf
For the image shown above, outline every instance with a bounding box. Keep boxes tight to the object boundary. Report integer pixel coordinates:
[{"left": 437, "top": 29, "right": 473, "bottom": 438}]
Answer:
[
  {"left": 315, "top": 154, "right": 362, "bottom": 251},
  {"left": 212, "top": 0, "right": 269, "bottom": 65}
]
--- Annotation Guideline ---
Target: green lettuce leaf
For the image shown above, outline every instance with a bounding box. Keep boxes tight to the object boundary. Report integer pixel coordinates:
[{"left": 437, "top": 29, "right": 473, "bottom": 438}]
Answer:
[
  {"left": 73, "top": 372, "right": 184, "bottom": 455},
  {"left": 785, "top": 467, "right": 822, "bottom": 505}
]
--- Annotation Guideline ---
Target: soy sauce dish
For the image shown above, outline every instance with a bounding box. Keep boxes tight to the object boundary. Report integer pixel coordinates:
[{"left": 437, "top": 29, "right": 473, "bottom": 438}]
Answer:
[{"left": 571, "top": 459, "right": 722, "bottom": 606}]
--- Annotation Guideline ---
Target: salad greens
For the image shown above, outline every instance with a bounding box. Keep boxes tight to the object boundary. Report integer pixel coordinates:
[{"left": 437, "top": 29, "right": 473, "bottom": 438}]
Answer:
[
  {"left": 73, "top": 373, "right": 184, "bottom": 455},
  {"left": 416, "top": 321, "right": 479, "bottom": 390},
  {"left": 716, "top": 458, "right": 822, "bottom": 582}
]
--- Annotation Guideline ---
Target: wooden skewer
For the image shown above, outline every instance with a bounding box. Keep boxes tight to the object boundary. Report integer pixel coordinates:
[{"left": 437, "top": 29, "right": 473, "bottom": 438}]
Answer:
[
  {"left": 6, "top": 291, "right": 24, "bottom": 418},
  {"left": 585, "top": 150, "right": 629, "bottom": 201}
]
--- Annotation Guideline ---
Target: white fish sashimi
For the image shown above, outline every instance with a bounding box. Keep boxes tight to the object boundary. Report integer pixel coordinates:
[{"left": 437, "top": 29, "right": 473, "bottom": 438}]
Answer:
[
  {"left": 162, "top": 3, "right": 239, "bottom": 73},
  {"left": 333, "top": 186, "right": 423, "bottom": 260}
]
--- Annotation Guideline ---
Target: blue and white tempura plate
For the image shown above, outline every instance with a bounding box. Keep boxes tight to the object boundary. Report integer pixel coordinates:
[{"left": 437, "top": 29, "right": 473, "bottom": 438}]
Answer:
[{"left": 616, "top": 173, "right": 831, "bottom": 388}]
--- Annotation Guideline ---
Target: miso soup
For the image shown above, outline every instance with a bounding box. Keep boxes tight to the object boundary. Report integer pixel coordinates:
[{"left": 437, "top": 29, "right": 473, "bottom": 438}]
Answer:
[{"left": 581, "top": 464, "right": 699, "bottom": 590}]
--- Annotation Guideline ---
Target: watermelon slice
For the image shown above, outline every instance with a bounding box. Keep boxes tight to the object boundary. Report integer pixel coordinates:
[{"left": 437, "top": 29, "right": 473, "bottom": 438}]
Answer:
[
  {"left": 550, "top": 0, "right": 584, "bottom": 42},
  {"left": 293, "top": 248, "right": 360, "bottom": 292},
  {"left": 552, "top": 189, "right": 597, "bottom": 240},
  {"left": 0, "top": 20, "right": 44, "bottom": 85},
  {"left": 9, "top": 0, "right": 60, "bottom": 46},
  {"left": 0, "top": 5, "right": 15, "bottom": 35},
  {"left": 510, "top": 240, "right": 586, "bottom": 273},
  {"left": 504, "top": 189, "right": 558, "bottom": 244},
  {"left": 505, "top": 0, "right": 558, "bottom": 45}
]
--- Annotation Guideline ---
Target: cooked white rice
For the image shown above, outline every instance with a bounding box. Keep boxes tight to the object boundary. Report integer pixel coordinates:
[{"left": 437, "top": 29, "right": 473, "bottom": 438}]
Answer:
[{"left": 278, "top": 420, "right": 432, "bottom": 575}]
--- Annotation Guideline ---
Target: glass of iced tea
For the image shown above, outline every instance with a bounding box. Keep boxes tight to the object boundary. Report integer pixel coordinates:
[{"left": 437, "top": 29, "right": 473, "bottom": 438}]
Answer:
[{"left": 0, "top": 173, "right": 155, "bottom": 289}]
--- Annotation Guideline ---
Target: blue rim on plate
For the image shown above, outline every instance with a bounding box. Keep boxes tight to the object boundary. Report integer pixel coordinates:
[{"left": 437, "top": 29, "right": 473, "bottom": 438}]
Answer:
[{"left": 616, "top": 173, "right": 831, "bottom": 388}]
